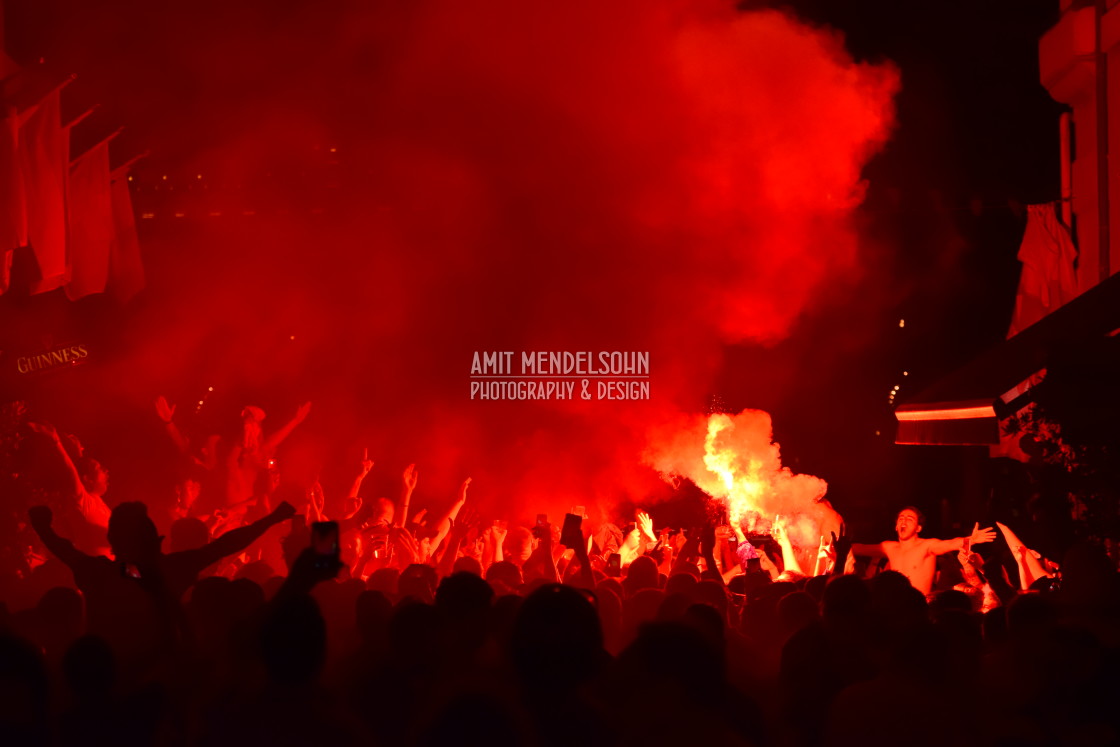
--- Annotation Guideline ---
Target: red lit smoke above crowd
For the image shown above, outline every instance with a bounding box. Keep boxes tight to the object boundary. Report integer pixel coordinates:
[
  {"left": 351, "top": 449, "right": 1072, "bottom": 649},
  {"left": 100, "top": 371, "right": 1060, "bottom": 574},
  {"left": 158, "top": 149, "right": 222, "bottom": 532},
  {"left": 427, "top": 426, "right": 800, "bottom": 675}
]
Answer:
[{"left": 9, "top": 0, "right": 898, "bottom": 517}]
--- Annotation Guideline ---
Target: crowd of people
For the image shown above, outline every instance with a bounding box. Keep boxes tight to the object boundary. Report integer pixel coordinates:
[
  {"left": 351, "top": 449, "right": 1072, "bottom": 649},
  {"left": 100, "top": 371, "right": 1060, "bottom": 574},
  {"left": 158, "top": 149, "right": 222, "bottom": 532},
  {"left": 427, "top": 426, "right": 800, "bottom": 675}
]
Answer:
[{"left": 0, "top": 397, "right": 1118, "bottom": 746}]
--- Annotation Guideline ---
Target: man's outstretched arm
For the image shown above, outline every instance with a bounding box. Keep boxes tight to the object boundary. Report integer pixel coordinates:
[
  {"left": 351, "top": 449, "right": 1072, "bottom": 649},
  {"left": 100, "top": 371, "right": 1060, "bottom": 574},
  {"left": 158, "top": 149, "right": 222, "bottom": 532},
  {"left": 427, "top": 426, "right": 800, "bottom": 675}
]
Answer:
[
  {"left": 848, "top": 542, "right": 886, "bottom": 558},
  {"left": 928, "top": 523, "right": 996, "bottom": 555},
  {"left": 191, "top": 501, "right": 297, "bottom": 569}
]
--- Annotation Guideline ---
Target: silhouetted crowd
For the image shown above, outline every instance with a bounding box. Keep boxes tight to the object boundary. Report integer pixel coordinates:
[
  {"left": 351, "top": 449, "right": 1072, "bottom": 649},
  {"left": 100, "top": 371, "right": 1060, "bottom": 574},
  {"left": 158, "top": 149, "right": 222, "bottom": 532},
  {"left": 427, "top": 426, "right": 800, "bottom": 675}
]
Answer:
[{"left": 1, "top": 399, "right": 1118, "bottom": 746}]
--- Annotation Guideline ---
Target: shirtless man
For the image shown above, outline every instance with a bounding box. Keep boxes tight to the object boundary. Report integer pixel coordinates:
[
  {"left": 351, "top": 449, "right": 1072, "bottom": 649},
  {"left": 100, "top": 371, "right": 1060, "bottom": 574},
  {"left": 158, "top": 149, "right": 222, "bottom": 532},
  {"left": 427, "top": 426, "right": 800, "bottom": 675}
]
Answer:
[{"left": 850, "top": 506, "right": 996, "bottom": 595}]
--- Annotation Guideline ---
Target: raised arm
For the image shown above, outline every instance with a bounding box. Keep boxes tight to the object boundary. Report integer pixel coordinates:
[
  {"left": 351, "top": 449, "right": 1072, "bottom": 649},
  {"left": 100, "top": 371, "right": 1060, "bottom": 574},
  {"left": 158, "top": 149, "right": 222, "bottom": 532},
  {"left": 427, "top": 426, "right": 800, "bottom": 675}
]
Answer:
[
  {"left": 28, "top": 422, "right": 84, "bottom": 500},
  {"left": 261, "top": 401, "right": 311, "bottom": 454},
  {"left": 618, "top": 525, "right": 642, "bottom": 567},
  {"left": 155, "top": 396, "right": 192, "bottom": 455},
  {"left": 28, "top": 506, "right": 89, "bottom": 569},
  {"left": 394, "top": 464, "right": 420, "bottom": 528},
  {"left": 435, "top": 507, "right": 478, "bottom": 578},
  {"left": 564, "top": 526, "right": 595, "bottom": 589},
  {"left": 636, "top": 511, "right": 657, "bottom": 551},
  {"left": 813, "top": 534, "right": 837, "bottom": 577},
  {"left": 671, "top": 530, "right": 701, "bottom": 575},
  {"left": 928, "top": 523, "right": 996, "bottom": 556},
  {"left": 996, "top": 521, "right": 1052, "bottom": 590},
  {"left": 522, "top": 522, "right": 560, "bottom": 584},
  {"left": 772, "top": 516, "right": 803, "bottom": 576},
  {"left": 484, "top": 522, "right": 507, "bottom": 567},
  {"left": 192, "top": 501, "right": 296, "bottom": 569},
  {"left": 699, "top": 525, "right": 724, "bottom": 586},
  {"left": 343, "top": 450, "right": 373, "bottom": 516},
  {"left": 307, "top": 478, "right": 327, "bottom": 523},
  {"left": 425, "top": 476, "right": 469, "bottom": 548}
]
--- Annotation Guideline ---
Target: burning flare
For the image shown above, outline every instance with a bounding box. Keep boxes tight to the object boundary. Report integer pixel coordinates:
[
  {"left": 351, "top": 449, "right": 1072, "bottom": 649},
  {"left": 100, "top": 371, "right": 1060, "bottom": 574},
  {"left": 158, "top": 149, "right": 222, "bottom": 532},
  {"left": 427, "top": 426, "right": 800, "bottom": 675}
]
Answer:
[{"left": 648, "top": 409, "right": 830, "bottom": 552}]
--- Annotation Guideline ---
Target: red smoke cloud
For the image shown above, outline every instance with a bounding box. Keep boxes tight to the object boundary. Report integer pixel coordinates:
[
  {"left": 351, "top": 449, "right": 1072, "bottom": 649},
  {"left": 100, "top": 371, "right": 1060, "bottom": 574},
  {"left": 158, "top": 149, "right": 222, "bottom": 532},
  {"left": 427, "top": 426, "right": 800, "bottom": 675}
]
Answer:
[
  {"left": 68, "top": 1, "right": 897, "bottom": 520},
  {"left": 339, "top": 0, "right": 897, "bottom": 516}
]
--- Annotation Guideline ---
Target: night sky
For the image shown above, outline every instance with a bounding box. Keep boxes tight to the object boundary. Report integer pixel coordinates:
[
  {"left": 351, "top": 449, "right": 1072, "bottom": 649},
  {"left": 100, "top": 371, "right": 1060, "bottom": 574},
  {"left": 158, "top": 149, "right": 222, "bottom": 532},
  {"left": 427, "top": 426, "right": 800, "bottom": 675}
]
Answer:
[{"left": 1, "top": 0, "right": 1064, "bottom": 537}]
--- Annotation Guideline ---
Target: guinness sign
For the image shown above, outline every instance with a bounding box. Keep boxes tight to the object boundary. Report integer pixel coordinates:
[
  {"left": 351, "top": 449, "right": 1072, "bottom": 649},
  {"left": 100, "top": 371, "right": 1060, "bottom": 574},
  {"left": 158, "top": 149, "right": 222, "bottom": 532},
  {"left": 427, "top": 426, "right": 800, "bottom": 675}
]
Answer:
[{"left": 15, "top": 344, "right": 90, "bottom": 375}]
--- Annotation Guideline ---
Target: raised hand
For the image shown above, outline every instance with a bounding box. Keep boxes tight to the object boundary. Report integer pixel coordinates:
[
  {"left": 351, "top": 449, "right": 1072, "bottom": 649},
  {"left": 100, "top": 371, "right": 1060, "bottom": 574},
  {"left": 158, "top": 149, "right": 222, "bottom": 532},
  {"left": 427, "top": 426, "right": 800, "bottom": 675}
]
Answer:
[
  {"left": 402, "top": 464, "right": 419, "bottom": 494},
  {"left": 637, "top": 511, "right": 656, "bottom": 543},
  {"left": 758, "top": 547, "right": 778, "bottom": 576},
  {"left": 832, "top": 530, "right": 852, "bottom": 575},
  {"left": 818, "top": 535, "right": 836, "bottom": 563},
  {"left": 63, "top": 432, "right": 84, "bottom": 457},
  {"left": 154, "top": 395, "right": 176, "bottom": 423},
  {"left": 309, "top": 480, "right": 326, "bottom": 518},
  {"left": 531, "top": 519, "right": 552, "bottom": 545},
  {"left": 969, "top": 523, "right": 997, "bottom": 546},
  {"left": 241, "top": 405, "right": 266, "bottom": 423},
  {"left": 456, "top": 477, "right": 472, "bottom": 503},
  {"left": 408, "top": 508, "right": 428, "bottom": 529},
  {"left": 455, "top": 506, "right": 480, "bottom": 535},
  {"left": 491, "top": 520, "right": 508, "bottom": 545},
  {"left": 27, "top": 421, "right": 59, "bottom": 440},
  {"left": 294, "top": 401, "right": 312, "bottom": 422},
  {"left": 390, "top": 526, "right": 419, "bottom": 564},
  {"left": 771, "top": 515, "right": 786, "bottom": 543},
  {"left": 28, "top": 505, "right": 53, "bottom": 530},
  {"left": 358, "top": 448, "right": 374, "bottom": 477},
  {"left": 676, "top": 529, "right": 699, "bottom": 560},
  {"left": 271, "top": 500, "right": 297, "bottom": 522}
]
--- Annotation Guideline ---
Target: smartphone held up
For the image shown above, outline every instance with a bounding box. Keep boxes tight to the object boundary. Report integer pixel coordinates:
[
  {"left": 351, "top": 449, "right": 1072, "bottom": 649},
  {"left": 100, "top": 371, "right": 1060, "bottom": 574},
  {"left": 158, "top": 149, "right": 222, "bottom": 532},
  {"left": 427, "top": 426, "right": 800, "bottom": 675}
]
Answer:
[{"left": 311, "top": 521, "right": 340, "bottom": 572}]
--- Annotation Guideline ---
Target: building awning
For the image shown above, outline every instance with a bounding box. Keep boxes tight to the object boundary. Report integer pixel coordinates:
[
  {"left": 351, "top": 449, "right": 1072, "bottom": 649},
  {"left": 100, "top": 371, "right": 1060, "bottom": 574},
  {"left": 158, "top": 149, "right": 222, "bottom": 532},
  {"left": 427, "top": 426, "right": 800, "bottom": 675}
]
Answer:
[{"left": 894, "top": 270, "right": 1120, "bottom": 445}]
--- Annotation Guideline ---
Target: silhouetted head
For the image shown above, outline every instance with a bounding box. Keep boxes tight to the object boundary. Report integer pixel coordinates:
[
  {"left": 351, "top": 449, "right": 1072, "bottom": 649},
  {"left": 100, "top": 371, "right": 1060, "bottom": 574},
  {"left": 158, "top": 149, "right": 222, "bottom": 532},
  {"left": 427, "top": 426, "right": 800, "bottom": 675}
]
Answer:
[
  {"left": 511, "top": 584, "right": 604, "bottom": 694},
  {"left": 485, "top": 560, "right": 524, "bottom": 593},
  {"left": 107, "top": 502, "right": 161, "bottom": 562},
  {"left": 399, "top": 563, "right": 438, "bottom": 604},
  {"left": 691, "top": 579, "right": 729, "bottom": 619},
  {"left": 435, "top": 571, "right": 494, "bottom": 618},
  {"left": 665, "top": 572, "right": 698, "bottom": 597},
  {"left": 452, "top": 555, "right": 483, "bottom": 576},
  {"left": 366, "top": 567, "right": 400, "bottom": 597},
  {"left": 822, "top": 574, "right": 871, "bottom": 625},
  {"left": 623, "top": 555, "right": 660, "bottom": 596}
]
